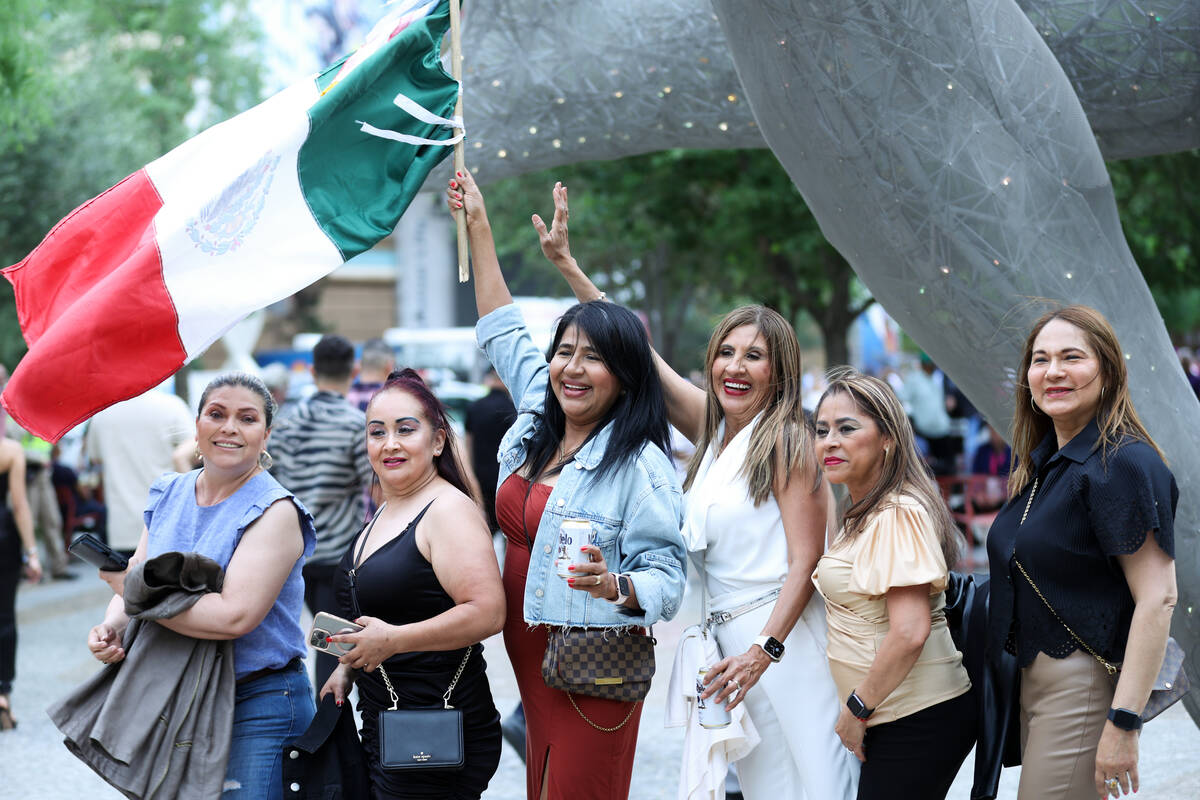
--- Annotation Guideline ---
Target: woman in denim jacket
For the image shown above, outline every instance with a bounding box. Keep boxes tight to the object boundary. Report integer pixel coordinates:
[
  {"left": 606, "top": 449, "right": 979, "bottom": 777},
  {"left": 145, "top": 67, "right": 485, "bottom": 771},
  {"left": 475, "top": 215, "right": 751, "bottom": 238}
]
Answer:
[{"left": 448, "top": 170, "right": 687, "bottom": 800}]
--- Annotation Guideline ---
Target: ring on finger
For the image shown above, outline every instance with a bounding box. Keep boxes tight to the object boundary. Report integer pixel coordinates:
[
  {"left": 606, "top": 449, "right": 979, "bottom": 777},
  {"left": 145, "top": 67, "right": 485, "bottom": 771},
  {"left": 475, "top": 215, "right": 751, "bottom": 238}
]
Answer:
[{"left": 1105, "top": 778, "right": 1119, "bottom": 793}]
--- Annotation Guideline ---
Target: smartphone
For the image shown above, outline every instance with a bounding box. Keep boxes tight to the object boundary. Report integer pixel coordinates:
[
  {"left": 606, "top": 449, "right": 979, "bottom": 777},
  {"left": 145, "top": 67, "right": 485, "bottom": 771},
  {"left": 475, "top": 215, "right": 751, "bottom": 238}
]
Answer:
[
  {"left": 309, "top": 612, "right": 364, "bottom": 657},
  {"left": 68, "top": 532, "right": 130, "bottom": 572}
]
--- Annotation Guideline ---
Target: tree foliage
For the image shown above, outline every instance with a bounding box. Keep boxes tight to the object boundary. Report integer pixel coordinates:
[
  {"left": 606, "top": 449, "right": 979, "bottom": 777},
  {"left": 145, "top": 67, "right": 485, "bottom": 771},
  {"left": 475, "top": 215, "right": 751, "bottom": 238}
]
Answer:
[
  {"left": 1108, "top": 150, "right": 1200, "bottom": 342},
  {"left": 0, "top": 0, "right": 265, "bottom": 369}
]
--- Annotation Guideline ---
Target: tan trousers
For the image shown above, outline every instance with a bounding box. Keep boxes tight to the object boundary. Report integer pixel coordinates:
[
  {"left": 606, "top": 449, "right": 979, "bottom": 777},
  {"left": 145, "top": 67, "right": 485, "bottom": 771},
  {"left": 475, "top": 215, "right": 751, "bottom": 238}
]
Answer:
[{"left": 1018, "top": 649, "right": 1116, "bottom": 800}]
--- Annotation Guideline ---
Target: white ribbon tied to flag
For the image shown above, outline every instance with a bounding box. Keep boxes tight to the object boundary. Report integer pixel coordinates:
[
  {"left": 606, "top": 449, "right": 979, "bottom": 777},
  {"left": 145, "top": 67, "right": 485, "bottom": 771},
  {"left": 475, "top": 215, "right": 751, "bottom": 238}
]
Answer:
[{"left": 357, "top": 89, "right": 464, "bottom": 145}]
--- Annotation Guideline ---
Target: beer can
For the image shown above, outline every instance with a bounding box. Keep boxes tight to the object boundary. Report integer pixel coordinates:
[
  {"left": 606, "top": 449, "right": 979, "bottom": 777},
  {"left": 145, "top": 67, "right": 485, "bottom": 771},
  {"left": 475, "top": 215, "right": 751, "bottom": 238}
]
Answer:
[
  {"left": 697, "top": 667, "right": 731, "bottom": 729},
  {"left": 556, "top": 518, "right": 595, "bottom": 578}
]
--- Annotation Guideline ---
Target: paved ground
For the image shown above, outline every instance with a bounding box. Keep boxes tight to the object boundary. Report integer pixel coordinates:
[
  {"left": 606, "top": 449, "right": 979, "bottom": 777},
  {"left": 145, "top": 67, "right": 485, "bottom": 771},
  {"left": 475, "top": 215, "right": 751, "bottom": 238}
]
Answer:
[{"left": 6, "top": 558, "right": 1199, "bottom": 799}]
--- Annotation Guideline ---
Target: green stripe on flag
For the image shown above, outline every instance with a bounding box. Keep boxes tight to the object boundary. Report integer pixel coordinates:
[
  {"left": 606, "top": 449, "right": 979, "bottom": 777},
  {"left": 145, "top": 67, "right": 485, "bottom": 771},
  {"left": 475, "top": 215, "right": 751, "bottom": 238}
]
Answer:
[{"left": 299, "top": 1, "right": 459, "bottom": 259}]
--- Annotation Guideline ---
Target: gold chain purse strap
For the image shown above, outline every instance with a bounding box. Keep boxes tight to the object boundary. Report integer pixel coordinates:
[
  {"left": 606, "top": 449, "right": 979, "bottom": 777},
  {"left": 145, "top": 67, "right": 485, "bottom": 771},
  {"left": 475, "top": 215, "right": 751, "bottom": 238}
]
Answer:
[
  {"left": 566, "top": 691, "right": 639, "bottom": 732},
  {"left": 377, "top": 645, "right": 474, "bottom": 711},
  {"left": 1012, "top": 477, "right": 1119, "bottom": 676}
]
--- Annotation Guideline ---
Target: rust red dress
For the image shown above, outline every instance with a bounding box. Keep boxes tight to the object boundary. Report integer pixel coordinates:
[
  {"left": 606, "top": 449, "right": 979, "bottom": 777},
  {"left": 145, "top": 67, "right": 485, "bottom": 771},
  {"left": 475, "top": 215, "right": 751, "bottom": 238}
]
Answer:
[{"left": 495, "top": 474, "right": 643, "bottom": 799}]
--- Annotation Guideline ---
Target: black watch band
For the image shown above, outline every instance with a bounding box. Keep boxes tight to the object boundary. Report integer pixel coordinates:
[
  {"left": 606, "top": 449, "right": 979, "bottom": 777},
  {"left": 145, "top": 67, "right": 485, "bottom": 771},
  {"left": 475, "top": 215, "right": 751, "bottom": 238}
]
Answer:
[
  {"left": 1107, "top": 707, "right": 1143, "bottom": 732},
  {"left": 846, "top": 690, "right": 873, "bottom": 721}
]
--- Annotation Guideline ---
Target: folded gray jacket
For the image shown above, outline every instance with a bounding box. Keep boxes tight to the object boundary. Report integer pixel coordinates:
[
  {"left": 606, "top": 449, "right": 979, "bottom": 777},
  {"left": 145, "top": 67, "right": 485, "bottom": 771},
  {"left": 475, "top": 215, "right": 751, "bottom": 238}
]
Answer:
[{"left": 48, "top": 551, "right": 236, "bottom": 800}]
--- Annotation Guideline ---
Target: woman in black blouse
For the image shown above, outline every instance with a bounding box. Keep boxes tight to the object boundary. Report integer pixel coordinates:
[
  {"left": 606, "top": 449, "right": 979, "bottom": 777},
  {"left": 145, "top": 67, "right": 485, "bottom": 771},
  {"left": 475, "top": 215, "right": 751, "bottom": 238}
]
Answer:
[{"left": 986, "top": 305, "right": 1177, "bottom": 800}]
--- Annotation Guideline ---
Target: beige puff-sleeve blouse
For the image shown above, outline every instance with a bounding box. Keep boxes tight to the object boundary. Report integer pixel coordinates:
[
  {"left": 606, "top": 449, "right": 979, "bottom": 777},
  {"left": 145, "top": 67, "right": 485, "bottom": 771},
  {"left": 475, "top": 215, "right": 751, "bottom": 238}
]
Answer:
[{"left": 813, "top": 493, "right": 971, "bottom": 726}]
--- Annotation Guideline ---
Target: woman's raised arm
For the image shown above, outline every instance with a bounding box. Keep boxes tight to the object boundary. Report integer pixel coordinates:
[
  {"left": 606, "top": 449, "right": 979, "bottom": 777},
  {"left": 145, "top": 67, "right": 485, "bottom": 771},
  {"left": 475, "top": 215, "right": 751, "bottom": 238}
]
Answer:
[
  {"left": 532, "top": 182, "right": 707, "bottom": 441},
  {"left": 447, "top": 169, "right": 512, "bottom": 318}
]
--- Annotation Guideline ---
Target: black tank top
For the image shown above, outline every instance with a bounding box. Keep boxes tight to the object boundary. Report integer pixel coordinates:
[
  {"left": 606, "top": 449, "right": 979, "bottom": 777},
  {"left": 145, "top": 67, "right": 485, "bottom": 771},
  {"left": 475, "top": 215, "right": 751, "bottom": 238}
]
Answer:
[{"left": 335, "top": 501, "right": 469, "bottom": 673}]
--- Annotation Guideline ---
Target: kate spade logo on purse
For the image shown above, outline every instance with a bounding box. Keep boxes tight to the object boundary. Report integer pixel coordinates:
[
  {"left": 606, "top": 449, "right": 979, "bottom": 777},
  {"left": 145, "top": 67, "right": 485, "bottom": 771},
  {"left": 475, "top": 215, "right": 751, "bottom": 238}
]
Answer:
[{"left": 413, "top": 752, "right": 432, "bottom": 762}]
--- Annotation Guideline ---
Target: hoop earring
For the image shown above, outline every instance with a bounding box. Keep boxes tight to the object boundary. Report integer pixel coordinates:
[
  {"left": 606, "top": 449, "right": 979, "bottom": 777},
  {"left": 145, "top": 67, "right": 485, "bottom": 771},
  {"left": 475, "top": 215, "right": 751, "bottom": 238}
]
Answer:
[
  {"left": 194, "top": 447, "right": 203, "bottom": 463},
  {"left": 258, "top": 450, "right": 274, "bottom": 470},
  {"left": 1029, "top": 394, "right": 1038, "bottom": 412}
]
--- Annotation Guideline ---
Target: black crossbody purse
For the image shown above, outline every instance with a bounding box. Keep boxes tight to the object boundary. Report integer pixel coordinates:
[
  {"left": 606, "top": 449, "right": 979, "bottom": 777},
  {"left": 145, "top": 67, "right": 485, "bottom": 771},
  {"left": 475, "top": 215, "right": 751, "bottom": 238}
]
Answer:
[{"left": 348, "top": 505, "right": 473, "bottom": 771}]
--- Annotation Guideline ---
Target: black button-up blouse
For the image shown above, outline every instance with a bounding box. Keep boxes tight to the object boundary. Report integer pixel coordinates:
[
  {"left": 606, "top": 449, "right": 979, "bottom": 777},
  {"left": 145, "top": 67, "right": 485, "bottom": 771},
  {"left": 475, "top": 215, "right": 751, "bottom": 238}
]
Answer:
[{"left": 985, "top": 419, "right": 1177, "bottom": 669}]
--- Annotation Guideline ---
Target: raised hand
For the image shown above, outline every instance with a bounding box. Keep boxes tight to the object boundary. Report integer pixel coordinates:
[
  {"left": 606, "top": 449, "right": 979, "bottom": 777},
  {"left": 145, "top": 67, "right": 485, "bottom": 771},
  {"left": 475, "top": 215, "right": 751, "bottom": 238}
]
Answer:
[
  {"left": 445, "top": 169, "right": 487, "bottom": 228},
  {"left": 531, "top": 181, "right": 573, "bottom": 266}
]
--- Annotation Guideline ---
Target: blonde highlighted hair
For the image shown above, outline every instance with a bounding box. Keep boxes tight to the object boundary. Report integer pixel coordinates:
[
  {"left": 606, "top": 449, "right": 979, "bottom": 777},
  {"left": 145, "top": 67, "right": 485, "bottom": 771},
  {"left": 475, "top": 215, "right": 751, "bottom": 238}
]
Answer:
[
  {"left": 1009, "top": 304, "right": 1165, "bottom": 498},
  {"left": 683, "top": 305, "right": 815, "bottom": 505},
  {"left": 817, "top": 367, "right": 959, "bottom": 567}
]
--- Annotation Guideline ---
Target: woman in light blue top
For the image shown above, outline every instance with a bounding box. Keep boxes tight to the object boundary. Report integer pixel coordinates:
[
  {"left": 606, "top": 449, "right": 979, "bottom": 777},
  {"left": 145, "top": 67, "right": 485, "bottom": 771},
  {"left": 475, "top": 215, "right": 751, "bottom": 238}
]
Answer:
[
  {"left": 87, "top": 372, "right": 316, "bottom": 800},
  {"left": 449, "top": 169, "right": 686, "bottom": 799}
]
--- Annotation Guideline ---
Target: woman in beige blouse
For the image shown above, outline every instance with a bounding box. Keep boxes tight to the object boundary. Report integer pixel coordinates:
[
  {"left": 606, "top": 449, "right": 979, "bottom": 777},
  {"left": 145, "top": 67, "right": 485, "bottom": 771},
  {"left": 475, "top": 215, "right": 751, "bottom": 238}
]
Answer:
[{"left": 812, "top": 367, "right": 975, "bottom": 800}]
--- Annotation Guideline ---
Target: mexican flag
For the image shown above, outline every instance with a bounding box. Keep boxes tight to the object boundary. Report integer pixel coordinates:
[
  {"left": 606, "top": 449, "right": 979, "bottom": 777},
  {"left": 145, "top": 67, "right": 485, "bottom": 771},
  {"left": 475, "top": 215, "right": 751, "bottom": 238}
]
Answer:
[{"left": 2, "top": 0, "right": 460, "bottom": 442}]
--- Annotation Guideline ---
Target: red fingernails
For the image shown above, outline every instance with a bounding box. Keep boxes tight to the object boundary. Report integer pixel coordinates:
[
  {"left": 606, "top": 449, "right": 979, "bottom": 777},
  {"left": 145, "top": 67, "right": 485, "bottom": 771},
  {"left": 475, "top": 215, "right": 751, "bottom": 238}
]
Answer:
[
  {"left": 456, "top": 201, "right": 463, "bottom": 208},
  {"left": 567, "top": 565, "right": 576, "bottom": 571},
  {"left": 580, "top": 546, "right": 589, "bottom": 552},
  {"left": 456, "top": 171, "right": 463, "bottom": 177},
  {"left": 325, "top": 637, "right": 332, "bottom": 643},
  {"left": 567, "top": 578, "right": 576, "bottom": 586},
  {"left": 450, "top": 180, "right": 457, "bottom": 188},
  {"left": 336, "top": 699, "right": 343, "bottom": 707}
]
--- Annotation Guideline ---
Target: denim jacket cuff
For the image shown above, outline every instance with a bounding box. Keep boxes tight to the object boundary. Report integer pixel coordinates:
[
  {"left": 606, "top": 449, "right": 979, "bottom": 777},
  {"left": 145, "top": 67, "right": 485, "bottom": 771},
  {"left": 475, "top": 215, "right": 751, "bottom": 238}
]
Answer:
[{"left": 627, "top": 569, "right": 664, "bottom": 625}]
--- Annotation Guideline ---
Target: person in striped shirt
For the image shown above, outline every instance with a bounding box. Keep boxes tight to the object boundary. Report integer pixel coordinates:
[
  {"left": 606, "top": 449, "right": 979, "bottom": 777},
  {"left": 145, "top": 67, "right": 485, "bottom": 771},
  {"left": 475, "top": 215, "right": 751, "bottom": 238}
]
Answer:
[{"left": 269, "top": 334, "right": 373, "bottom": 696}]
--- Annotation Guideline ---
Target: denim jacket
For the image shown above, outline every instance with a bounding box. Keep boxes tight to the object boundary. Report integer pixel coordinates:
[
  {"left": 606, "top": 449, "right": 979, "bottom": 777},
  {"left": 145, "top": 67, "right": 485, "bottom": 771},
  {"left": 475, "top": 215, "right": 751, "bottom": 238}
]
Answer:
[{"left": 476, "top": 303, "right": 687, "bottom": 627}]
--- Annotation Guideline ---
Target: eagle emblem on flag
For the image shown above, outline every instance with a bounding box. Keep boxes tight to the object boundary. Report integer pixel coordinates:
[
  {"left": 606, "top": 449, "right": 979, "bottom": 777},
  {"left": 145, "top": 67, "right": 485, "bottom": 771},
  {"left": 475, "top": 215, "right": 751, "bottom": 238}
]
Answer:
[{"left": 186, "top": 152, "right": 282, "bottom": 255}]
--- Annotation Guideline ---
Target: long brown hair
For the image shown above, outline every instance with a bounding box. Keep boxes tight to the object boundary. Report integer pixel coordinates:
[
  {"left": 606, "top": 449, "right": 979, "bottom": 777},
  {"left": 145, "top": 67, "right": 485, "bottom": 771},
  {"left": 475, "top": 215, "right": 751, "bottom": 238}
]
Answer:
[
  {"left": 1009, "top": 305, "right": 1165, "bottom": 498},
  {"left": 683, "top": 305, "right": 815, "bottom": 505},
  {"left": 817, "top": 367, "right": 959, "bottom": 567}
]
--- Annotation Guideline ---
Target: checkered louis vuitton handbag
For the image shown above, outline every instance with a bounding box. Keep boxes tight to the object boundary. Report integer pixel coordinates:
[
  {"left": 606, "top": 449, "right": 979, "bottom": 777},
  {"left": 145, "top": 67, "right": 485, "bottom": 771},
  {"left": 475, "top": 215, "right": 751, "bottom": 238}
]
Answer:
[{"left": 541, "top": 627, "right": 656, "bottom": 729}]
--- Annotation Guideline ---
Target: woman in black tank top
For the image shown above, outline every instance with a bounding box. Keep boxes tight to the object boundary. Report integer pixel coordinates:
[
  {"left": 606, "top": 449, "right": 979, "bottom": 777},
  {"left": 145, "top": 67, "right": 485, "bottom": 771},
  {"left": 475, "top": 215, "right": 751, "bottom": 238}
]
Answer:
[{"left": 321, "top": 370, "right": 505, "bottom": 799}]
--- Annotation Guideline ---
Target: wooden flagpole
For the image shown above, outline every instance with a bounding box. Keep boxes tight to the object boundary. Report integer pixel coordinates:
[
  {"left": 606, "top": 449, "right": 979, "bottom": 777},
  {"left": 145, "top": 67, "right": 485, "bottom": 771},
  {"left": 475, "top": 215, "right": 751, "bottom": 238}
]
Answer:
[{"left": 449, "top": 0, "right": 469, "bottom": 282}]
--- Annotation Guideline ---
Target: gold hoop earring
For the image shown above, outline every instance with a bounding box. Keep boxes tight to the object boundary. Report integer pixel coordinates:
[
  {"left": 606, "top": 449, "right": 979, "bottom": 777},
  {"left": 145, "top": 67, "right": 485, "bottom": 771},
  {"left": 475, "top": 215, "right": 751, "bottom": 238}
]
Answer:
[
  {"left": 1029, "top": 394, "right": 1038, "bottom": 412},
  {"left": 258, "top": 450, "right": 274, "bottom": 470}
]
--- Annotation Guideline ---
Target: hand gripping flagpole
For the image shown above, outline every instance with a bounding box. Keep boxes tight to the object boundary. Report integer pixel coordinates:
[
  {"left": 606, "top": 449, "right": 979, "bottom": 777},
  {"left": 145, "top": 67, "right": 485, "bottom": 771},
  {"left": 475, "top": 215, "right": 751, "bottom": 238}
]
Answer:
[{"left": 449, "top": 0, "right": 469, "bottom": 282}]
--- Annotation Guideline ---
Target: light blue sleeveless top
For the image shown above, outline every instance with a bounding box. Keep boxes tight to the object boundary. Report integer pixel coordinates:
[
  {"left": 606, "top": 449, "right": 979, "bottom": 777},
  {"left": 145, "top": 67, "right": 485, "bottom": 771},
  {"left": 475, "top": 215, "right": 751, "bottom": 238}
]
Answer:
[{"left": 144, "top": 469, "right": 316, "bottom": 680}]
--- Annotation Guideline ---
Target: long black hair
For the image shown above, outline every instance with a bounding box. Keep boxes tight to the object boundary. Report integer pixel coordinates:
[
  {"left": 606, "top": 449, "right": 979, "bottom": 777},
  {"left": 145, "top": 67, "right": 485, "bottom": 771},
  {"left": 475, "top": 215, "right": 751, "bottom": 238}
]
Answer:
[{"left": 526, "top": 300, "right": 670, "bottom": 482}]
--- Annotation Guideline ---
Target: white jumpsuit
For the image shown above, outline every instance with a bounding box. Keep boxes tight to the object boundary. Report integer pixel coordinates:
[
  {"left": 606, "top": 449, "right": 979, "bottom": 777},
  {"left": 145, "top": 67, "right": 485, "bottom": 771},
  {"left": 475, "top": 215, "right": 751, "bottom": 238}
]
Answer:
[{"left": 683, "top": 415, "right": 859, "bottom": 800}]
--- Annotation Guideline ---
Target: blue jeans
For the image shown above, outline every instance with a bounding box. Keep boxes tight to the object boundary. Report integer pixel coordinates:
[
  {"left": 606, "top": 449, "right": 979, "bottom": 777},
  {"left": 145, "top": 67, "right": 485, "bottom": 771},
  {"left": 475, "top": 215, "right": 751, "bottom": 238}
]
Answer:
[{"left": 224, "top": 660, "right": 315, "bottom": 800}]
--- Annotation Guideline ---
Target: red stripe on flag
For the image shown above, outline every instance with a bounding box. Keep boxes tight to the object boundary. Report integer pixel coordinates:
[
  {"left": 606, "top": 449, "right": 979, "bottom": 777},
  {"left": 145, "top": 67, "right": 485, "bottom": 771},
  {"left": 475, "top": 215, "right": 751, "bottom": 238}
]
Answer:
[{"left": 1, "top": 169, "right": 186, "bottom": 442}]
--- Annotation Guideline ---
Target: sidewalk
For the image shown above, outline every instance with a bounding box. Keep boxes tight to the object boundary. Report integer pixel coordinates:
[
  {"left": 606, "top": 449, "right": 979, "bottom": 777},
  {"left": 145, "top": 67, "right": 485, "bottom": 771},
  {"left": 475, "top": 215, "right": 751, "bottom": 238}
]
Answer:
[{"left": 7, "top": 561, "right": 1200, "bottom": 798}]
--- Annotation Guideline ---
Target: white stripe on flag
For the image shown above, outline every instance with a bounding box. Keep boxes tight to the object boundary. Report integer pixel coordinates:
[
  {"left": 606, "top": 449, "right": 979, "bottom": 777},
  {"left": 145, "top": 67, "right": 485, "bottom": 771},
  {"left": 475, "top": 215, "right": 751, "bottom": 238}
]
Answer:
[{"left": 148, "top": 80, "right": 343, "bottom": 358}]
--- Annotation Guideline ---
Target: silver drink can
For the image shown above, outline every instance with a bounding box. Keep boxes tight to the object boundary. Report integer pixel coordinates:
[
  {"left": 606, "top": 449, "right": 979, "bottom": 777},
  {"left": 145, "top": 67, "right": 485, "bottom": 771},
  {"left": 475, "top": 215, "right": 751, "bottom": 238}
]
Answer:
[
  {"left": 697, "top": 667, "right": 731, "bottom": 729},
  {"left": 556, "top": 518, "right": 594, "bottom": 578}
]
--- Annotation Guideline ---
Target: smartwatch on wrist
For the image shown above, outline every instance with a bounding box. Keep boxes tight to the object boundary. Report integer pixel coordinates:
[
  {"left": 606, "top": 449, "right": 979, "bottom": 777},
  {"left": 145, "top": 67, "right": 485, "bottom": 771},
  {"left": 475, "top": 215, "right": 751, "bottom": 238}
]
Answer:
[
  {"left": 610, "top": 573, "right": 633, "bottom": 605},
  {"left": 752, "top": 635, "right": 785, "bottom": 662},
  {"left": 846, "top": 690, "right": 873, "bottom": 721},
  {"left": 1107, "top": 707, "right": 1143, "bottom": 732}
]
